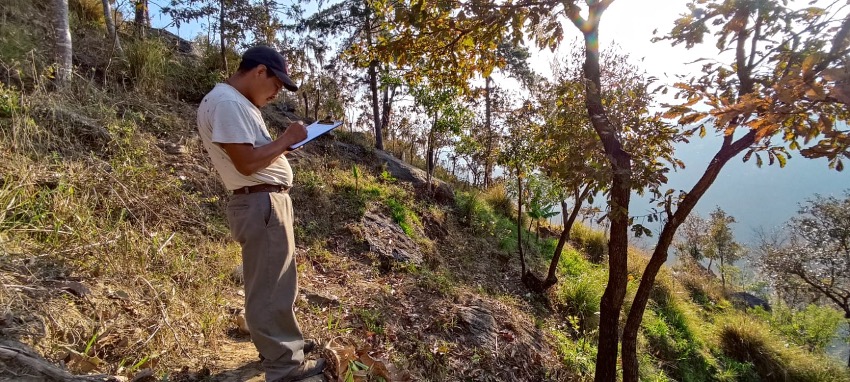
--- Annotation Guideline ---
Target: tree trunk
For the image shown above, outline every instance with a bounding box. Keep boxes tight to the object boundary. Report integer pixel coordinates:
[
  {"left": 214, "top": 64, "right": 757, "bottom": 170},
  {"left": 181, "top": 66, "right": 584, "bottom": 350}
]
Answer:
[
  {"left": 53, "top": 0, "right": 72, "bottom": 86},
  {"left": 542, "top": 186, "right": 591, "bottom": 290},
  {"left": 620, "top": 129, "right": 758, "bottom": 382},
  {"left": 719, "top": 254, "right": 726, "bottom": 291},
  {"left": 368, "top": 61, "right": 382, "bottom": 150},
  {"left": 302, "top": 92, "right": 309, "bottom": 120},
  {"left": 536, "top": 220, "right": 540, "bottom": 242},
  {"left": 314, "top": 90, "right": 320, "bottom": 121},
  {"left": 380, "top": 79, "right": 393, "bottom": 139},
  {"left": 218, "top": 0, "right": 227, "bottom": 71},
  {"left": 134, "top": 0, "right": 148, "bottom": 37},
  {"left": 516, "top": 168, "right": 526, "bottom": 276},
  {"left": 426, "top": 115, "right": 437, "bottom": 193},
  {"left": 101, "top": 0, "right": 123, "bottom": 56},
  {"left": 483, "top": 76, "right": 494, "bottom": 188},
  {"left": 581, "top": 29, "right": 634, "bottom": 382}
]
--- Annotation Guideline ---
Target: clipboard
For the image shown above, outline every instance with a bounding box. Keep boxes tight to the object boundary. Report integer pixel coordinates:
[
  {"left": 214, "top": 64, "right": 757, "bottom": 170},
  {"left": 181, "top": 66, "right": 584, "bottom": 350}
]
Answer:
[{"left": 290, "top": 120, "right": 344, "bottom": 150}]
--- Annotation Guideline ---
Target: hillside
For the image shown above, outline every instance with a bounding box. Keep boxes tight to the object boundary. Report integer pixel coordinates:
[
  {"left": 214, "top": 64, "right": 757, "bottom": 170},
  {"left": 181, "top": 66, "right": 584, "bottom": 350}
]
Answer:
[{"left": 1, "top": 1, "right": 849, "bottom": 382}]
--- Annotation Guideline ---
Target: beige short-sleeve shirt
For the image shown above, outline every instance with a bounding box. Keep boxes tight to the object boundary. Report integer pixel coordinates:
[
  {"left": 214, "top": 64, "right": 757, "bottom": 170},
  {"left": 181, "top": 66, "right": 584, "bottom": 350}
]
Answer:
[{"left": 197, "top": 83, "right": 292, "bottom": 190}]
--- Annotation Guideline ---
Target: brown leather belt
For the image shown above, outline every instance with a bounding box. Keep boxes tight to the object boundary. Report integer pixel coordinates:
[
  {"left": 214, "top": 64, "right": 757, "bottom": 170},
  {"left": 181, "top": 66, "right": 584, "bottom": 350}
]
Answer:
[{"left": 232, "top": 184, "right": 289, "bottom": 195}]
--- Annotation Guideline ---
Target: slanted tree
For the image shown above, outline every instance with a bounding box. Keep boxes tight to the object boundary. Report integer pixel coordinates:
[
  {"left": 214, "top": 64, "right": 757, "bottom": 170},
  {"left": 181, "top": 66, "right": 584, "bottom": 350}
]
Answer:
[
  {"left": 620, "top": 1, "right": 850, "bottom": 380},
  {"left": 53, "top": 0, "right": 72, "bottom": 86},
  {"left": 101, "top": 0, "right": 123, "bottom": 56},
  {"left": 759, "top": 190, "right": 850, "bottom": 367}
]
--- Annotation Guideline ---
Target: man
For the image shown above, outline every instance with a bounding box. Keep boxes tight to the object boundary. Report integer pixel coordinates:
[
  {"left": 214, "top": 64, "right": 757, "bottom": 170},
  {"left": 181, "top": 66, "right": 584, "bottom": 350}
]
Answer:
[{"left": 197, "top": 46, "right": 325, "bottom": 382}]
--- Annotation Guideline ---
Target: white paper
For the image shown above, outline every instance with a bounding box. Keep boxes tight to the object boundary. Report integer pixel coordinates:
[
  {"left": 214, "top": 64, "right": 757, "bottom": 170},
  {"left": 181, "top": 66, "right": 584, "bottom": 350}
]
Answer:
[{"left": 290, "top": 120, "right": 343, "bottom": 149}]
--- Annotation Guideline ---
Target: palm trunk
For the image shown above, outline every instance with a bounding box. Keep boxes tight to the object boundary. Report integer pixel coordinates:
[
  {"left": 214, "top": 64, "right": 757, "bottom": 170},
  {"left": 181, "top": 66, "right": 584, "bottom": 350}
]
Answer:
[{"left": 53, "top": 0, "right": 72, "bottom": 85}]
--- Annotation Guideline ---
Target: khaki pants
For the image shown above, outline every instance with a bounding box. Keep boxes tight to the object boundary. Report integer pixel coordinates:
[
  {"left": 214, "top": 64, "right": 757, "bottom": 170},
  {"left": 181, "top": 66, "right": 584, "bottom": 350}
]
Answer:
[{"left": 227, "top": 192, "right": 304, "bottom": 382}]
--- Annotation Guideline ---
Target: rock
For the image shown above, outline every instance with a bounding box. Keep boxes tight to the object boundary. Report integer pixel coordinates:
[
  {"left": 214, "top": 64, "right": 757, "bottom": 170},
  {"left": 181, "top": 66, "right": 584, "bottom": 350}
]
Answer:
[
  {"left": 456, "top": 303, "right": 497, "bottom": 348},
  {"left": 130, "top": 369, "right": 156, "bottom": 382},
  {"left": 52, "top": 281, "right": 90, "bottom": 298},
  {"left": 729, "top": 291, "right": 771, "bottom": 312},
  {"left": 234, "top": 313, "right": 250, "bottom": 335},
  {"left": 301, "top": 289, "right": 340, "bottom": 308},
  {"left": 373, "top": 150, "right": 454, "bottom": 204},
  {"left": 231, "top": 265, "right": 244, "bottom": 285},
  {"left": 146, "top": 28, "right": 200, "bottom": 57},
  {"left": 361, "top": 211, "right": 423, "bottom": 270}
]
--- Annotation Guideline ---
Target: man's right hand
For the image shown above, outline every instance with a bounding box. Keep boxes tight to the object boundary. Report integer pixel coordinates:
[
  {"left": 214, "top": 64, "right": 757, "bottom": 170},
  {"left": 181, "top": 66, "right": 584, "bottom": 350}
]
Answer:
[{"left": 280, "top": 121, "right": 307, "bottom": 149}]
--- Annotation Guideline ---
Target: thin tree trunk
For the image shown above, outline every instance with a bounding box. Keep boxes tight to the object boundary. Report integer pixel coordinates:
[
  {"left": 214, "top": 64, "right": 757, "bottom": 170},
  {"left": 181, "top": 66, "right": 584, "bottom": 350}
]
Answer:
[
  {"left": 516, "top": 168, "right": 526, "bottom": 276},
  {"left": 542, "top": 186, "right": 591, "bottom": 290},
  {"left": 368, "top": 61, "right": 382, "bottom": 149},
  {"left": 134, "top": 0, "right": 148, "bottom": 38},
  {"left": 218, "top": 0, "right": 227, "bottom": 71},
  {"left": 720, "top": 255, "right": 726, "bottom": 291},
  {"left": 101, "top": 0, "right": 123, "bottom": 56},
  {"left": 53, "top": 0, "right": 72, "bottom": 86},
  {"left": 574, "top": 23, "right": 633, "bottom": 382},
  {"left": 620, "top": 130, "right": 758, "bottom": 382},
  {"left": 484, "top": 76, "right": 493, "bottom": 188},
  {"left": 302, "top": 92, "right": 309, "bottom": 120},
  {"left": 314, "top": 91, "right": 319, "bottom": 121},
  {"left": 426, "top": 115, "right": 437, "bottom": 193}
]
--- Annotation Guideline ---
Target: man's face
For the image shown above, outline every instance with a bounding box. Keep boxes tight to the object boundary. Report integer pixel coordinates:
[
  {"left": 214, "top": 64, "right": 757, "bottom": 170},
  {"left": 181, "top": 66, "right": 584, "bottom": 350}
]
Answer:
[{"left": 248, "top": 65, "right": 285, "bottom": 108}]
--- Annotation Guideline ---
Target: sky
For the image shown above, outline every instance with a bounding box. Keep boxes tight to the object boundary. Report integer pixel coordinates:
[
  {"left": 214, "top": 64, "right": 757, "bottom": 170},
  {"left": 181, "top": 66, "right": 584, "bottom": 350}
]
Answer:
[{"left": 146, "top": 0, "right": 849, "bottom": 246}]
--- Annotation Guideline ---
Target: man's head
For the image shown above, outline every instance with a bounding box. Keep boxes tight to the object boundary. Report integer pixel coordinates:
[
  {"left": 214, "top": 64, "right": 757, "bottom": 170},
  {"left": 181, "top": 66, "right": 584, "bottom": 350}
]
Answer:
[{"left": 231, "top": 46, "right": 298, "bottom": 107}]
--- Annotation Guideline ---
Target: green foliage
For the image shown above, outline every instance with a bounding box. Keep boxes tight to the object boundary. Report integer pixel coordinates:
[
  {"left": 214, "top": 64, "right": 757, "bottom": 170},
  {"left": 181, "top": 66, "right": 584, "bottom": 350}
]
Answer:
[
  {"left": 0, "top": 83, "right": 21, "bottom": 118},
  {"left": 718, "top": 314, "right": 849, "bottom": 382},
  {"left": 753, "top": 304, "right": 844, "bottom": 354},
  {"left": 551, "top": 329, "right": 596, "bottom": 380},
  {"left": 386, "top": 198, "right": 414, "bottom": 236},
  {"left": 554, "top": 254, "right": 606, "bottom": 335},
  {"left": 355, "top": 308, "right": 385, "bottom": 335}
]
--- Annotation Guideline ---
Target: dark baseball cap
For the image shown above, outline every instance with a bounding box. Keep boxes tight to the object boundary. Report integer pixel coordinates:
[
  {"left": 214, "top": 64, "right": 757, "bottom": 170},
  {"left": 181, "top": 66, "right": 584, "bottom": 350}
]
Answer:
[{"left": 241, "top": 46, "right": 298, "bottom": 92}]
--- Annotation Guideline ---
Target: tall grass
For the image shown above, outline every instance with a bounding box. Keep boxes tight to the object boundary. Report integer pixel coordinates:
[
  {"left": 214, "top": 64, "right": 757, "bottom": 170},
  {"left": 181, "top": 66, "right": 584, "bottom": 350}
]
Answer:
[{"left": 718, "top": 314, "right": 849, "bottom": 381}]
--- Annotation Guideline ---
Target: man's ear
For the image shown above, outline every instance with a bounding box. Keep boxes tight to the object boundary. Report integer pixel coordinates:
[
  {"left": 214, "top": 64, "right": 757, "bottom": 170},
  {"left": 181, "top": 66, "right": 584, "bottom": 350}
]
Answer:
[{"left": 255, "top": 64, "right": 268, "bottom": 78}]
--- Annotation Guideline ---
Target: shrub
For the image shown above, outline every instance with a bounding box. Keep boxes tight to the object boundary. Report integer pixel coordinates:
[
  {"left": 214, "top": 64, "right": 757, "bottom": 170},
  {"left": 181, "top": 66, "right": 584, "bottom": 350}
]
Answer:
[
  {"left": 571, "top": 223, "right": 607, "bottom": 263},
  {"left": 482, "top": 182, "right": 513, "bottom": 217},
  {"left": 718, "top": 315, "right": 849, "bottom": 382},
  {"left": 753, "top": 304, "right": 844, "bottom": 353},
  {"left": 555, "top": 263, "right": 606, "bottom": 334}
]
